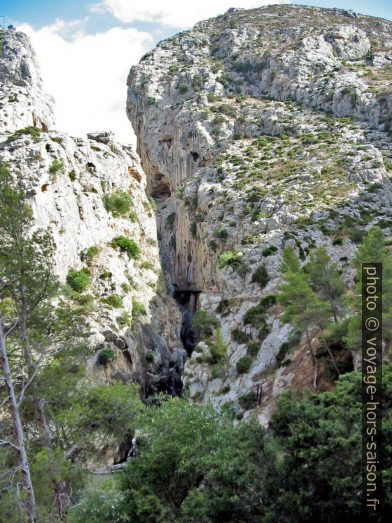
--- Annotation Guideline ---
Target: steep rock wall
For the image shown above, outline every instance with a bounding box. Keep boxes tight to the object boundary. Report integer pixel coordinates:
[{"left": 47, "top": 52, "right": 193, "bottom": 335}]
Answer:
[
  {"left": 0, "top": 28, "right": 185, "bottom": 408},
  {"left": 127, "top": 5, "right": 392, "bottom": 422}
]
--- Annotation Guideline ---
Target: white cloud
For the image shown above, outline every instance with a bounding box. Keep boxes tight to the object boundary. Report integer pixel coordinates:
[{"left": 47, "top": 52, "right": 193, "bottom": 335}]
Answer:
[
  {"left": 100, "top": 0, "right": 289, "bottom": 28},
  {"left": 20, "top": 21, "right": 153, "bottom": 145}
]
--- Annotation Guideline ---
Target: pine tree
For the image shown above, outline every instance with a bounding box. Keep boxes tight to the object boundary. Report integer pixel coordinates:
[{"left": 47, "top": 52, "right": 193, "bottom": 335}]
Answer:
[
  {"left": 346, "top": 226, "right": 392, "bottom": 351},
  {"left": 278, "top": 267, "right": 330, "bottom": 389},
  {"left": 0, "top": 162, "right": 80, "bottom": 519},
  {"left": 305, "top": 246, "right": 345, "bottom": 323},
  {"left": 280, "top": 247, "right": 301, "bottom": 274},
  {"left": 0, "top": 162, "right": 38, "bottom": 520}
]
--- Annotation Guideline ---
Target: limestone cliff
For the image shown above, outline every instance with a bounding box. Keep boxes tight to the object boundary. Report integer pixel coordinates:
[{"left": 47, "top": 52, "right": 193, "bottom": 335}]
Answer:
[
  {"left": 0, "top": 28, "right": 184, "bottom": 416},
  {"left": 127, "top": 5, "right": 392, "bottom": 422}
]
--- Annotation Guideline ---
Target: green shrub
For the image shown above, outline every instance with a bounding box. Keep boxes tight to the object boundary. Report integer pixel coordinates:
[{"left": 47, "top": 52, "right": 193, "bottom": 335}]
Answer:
[
  {"left": 7, "top": 126, "right": 41, "bottom": 143},
  {"left": 112, "top": 236, "right": 140, "bottom": 259},
  {"left": 49, "top": 159, "right": 64, "bottom": 175},
  {"left": 214, "top": 227, "right": 228, "bottom": 239},
  {"left": 367, "top": 182, "right": 383, "bottom": 193},
  {"left": 132, "top": 300, "right": 147, "bottom": 319},
  {"left": 232, "top": 329, "right": 251, "bottom": 344},
  {"left": 207, "top": 93, "right": 221, "bottom": 103},
  {"left": 238, "top": 391, "right": 258, "bottom": 410},
  {"left": 83, "top": 246, "right": 100, "bottom": 263},
  {"left": 69, "top": 170, "right": 76, "bottom": 181},
  {"left": 348, "top": 228, "right": 365, "bottom": 244},
  {"left": 236, "top": 356, "right": 252, "bottom": 374},
  {"left": 176, "top": 83, "right": 188, "bottom": 94},
  {"left": 192, "top": 310, "right": 219, "bottom": 341},
  {"left": 102, "top": 294, "right": 123, "bottom": 309},
  {"left": 166, "top": 212, "right": 176, "bottom": 230},
  {"left": 117, "top": 311, "right": 132, "bottom": 327},
  {"left": 207, "top": 328, "right": 227, "bottom": 365},
  {"left": 247, "top": 341, "right": 260, "bottom": 357},
  {"left": 97, "top": 348, "right": 116, "bottom": 365},
  {"left": 262, "top": 245, "right": 278, "bottom": 257},
  {"left": 168, "top": 64, "right": 179, "bottom": 74},
  {"left": 251, "top": 265, "right": 269, "bottom": 288},
  {"left": 147, "top": 96, "right": 156, "bottom": 105},
  {"left": 276, "top": 342, "right": 290, "bottom": 366},
  {"left": 66, "top": 268, "right": 91, "bottom": 293},
  {"left": 218, "top": 250, "right": 243, "bottom": 269},
  {"left": 104, "top": 191, "right": 133, "bottom": 217},
  {"left": 243, "top": 296, "right": 275, "bottom": 341}
]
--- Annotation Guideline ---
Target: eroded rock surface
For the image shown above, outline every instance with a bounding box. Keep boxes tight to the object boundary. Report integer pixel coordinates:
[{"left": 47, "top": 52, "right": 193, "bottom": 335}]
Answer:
[{"left": 127, "top": 5, "right": 392, "bottom": 419}]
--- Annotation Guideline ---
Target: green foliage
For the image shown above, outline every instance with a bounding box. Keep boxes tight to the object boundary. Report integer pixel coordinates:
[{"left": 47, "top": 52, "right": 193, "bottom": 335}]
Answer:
[
  {"left": 305, "top": 246, "right": 345, "bottom": 323},
  {"left": 262, "top": 245, "right": 278, "bottom": 257},
  {"left": 49, "top": 158, "right": 64, "bottom": 175},
  {"left": 165, "top": 212, "right": 176, "bottom": 230},
  {"left": 97, "top": 348, "right": 116, "bottom": 365},
  {"left": 207, "top": 93, "right": 221, "bottom": 103},
  {"left": 82, "top": 245, "right": 100, "bottom": 264},
  {"left": 176, "top": 82, "right": 188, "bottom": 93},
  {"left": 63, "top": 383, "right": 143, "bottom": 441},
  {"left": 278, "top": 253, "right": 330, "bottom": 332},
  {"left": 66, "top": 268, "right": 91, "bottom": 293},
  {"left": 7, "top": 126, "right": 41, "bottom": 143},
  {"left": 207, "top": 328, "right": 227, "bottom": 365},
  {"left": 247, "top": 341, "right": 260, "bottom": 356},
  {"left": 214, "top": 226, "right": 228, "bottom": 239},
  {"left": 147, "top": 96, "right": 156, "bottom": 105},
  {"left": 112, "top": 235, "right": 140, "bottom": 258},
  {"left": 280, "top": 247, "right": 301, "bottom": 274},
  {"left": 231, "top": 328, "right": 251, "bottom": 344},
  {"left": 276, "top": 341, "right": 290, "bottom": 366},
  {"left": 31, "top": 449, "right": 84, "bottom": 519},
  {"left": 243, "top": 296, "right": 275, "bottom": 340},
  {"left": 267, "top": 365, "right": 392, "bottom": 521},
  {"left": 236, "top": 355, "right": 253, "bottom": 374},
  {"left": 251, "top": 264, "right": 269, "bottom": 288},
  {"left": 132, "top": 299, "right": 147, "bottom": 319},
  {"left": 168, "top": 64, "right": 179, "bottom": 75},
  {"left": 118, "top": 397, "right": 269, "bottom": 522},
  {"left": 217, "top": 250, "right": 243, "bottom": 269},
  {"left": 192, "top": 309, "right": 219, "bottom": 341},
  {"left": 103, "top": 190, "right": 133, "bottom": 217},
  {"left": 68, "top": 480, "right": 128, "bottom": 523},
  {"left": 102, "top": 294, "right": 123, "bottom": 308},
  {"left": 346, "top": 226, "right": 392, "bottom": 350},
  {"left": 238, "top": 391, "right": 258, "bottom": 410}
]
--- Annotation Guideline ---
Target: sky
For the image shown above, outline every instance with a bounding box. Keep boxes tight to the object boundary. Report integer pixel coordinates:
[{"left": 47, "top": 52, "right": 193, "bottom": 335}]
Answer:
[{"left": 0, "top": 1, "right": 391, "bottom": 145}]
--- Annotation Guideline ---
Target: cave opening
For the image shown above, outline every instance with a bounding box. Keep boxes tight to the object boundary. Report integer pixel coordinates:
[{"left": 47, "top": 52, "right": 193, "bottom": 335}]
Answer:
[
  {"left": 173, "top": 290, "right": 200, "bottom": 355},
  {"left": 150, "top": 173, "right": 171, "bottom": 200}
]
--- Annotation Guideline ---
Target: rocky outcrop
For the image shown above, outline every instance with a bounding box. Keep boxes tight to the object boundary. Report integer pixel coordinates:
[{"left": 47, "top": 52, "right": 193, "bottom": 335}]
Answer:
[
  {"left": 0, "top": 28, "right": 185, "bottom": 408},
  {"left": 127, "top": 5, "right": 392, "bottom": 420},
  {"left": 0, "top": 29, "right": 55, "bottom": 133}
]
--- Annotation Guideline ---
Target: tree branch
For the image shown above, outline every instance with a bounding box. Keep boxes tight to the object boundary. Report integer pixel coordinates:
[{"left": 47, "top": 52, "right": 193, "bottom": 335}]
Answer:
[{"left": 0, "top": 439, "right": 20, "bottom": 452}]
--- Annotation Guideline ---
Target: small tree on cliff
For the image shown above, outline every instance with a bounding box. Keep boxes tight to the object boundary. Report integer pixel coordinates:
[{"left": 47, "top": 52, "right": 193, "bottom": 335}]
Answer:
[{"left": 346, "top": 226, "right": 392, "bottom": 351}]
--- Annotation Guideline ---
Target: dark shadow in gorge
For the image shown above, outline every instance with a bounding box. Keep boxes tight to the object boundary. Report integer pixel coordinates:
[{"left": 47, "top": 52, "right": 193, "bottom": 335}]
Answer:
[{"left": 173, "top": 290, "right": 200, "bottom": 356}]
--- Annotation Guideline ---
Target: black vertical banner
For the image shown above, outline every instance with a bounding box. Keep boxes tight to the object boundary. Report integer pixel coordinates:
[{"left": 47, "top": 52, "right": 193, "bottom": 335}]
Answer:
[{"left": 362, "top": 263, "right": 383, "bottom": 518}]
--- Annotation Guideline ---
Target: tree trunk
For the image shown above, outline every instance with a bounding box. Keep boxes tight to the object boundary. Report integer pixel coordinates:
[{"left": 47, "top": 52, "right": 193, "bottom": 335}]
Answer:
[
  {"left": 0, "top": 319, "right": 36, "bottom": 522},
  {"left": 20, "top": 298, "right": 69, "bottom": 519},
  {"left": 319, "top": 327, "right": 340, "bottom": 377},
  {"left": 305, "top": 329, "right": 318, "bottom": 390}
]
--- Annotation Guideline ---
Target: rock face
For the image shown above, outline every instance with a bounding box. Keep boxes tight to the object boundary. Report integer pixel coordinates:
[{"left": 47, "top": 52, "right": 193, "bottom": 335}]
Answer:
[
  {"left": 0, "top": 28, "right": 184, "bottom": 406},
  {"left": 127, "top": 5, "right": 392, "bottom": 420},
  {"left": 0, "top": 29, "right": 55, "bottom": 133}
]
